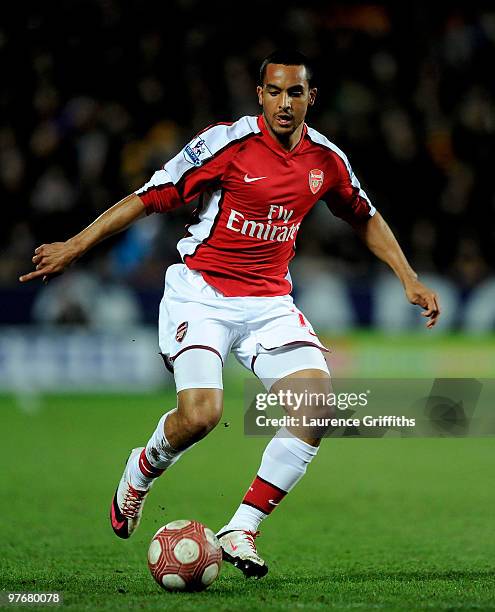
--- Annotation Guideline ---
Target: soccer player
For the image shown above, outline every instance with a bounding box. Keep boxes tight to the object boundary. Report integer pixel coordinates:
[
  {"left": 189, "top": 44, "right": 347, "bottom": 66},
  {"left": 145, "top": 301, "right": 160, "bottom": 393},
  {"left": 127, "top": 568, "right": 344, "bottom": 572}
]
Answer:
[{"left": 19, "top": 50, "right": 440, "bottom": 578}]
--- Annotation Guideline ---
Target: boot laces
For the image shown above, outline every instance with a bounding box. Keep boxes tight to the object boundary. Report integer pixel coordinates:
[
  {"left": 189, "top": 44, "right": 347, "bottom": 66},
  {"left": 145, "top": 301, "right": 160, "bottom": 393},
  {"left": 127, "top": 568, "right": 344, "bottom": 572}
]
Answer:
[
  {"left": 122, "top": 484, "right": 146, "bottom": 518},
  {"left": 243, "top": 530, "right": 260, "bottom": 553}
]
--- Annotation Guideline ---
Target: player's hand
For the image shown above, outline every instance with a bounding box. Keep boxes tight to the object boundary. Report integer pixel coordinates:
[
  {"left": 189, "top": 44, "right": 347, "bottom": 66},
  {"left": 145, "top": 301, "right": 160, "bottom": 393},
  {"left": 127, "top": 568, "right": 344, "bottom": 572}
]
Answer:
[
  {"left": 404, "top": 279, "right": 441, "bottom": 328},
  {"left": 18, "top": 241, "right": 79, "bottom": 284}
]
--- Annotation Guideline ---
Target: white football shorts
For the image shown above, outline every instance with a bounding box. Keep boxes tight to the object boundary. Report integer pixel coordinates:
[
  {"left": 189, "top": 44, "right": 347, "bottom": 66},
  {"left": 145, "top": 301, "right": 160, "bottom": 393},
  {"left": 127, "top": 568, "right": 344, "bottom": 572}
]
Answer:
[{"left": 159, "top": 264, "right": 329, "bottom": 391}]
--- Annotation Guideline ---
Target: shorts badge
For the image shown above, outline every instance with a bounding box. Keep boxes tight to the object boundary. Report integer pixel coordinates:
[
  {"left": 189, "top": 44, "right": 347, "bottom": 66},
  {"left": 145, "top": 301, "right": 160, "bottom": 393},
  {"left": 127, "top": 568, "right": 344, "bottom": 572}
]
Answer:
[
  {"left": 175, "top": 321, "right": 188, "bottom": 343},
  {"left": 309, "top": 168, "right": 324, "bottom": 194}
]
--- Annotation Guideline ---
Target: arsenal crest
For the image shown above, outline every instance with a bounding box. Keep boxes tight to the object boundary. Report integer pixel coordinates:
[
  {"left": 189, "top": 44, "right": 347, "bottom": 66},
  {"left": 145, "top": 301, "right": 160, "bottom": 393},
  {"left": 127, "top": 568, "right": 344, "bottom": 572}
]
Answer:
[
  {"left": 175, "top": 321, "right": 188, "bottom": 343},
  {"left": 309, "top": 169, "right": 324, "bottom": 194}
]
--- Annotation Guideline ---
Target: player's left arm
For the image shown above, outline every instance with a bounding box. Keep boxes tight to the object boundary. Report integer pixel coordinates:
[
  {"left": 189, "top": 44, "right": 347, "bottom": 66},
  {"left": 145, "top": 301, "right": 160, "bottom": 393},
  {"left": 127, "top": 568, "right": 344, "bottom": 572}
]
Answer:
[
  {"left": 322, "top": 151, "right": 440, "bottom": 328},
  {"left": 353, "top": 212, "right": 441, "bottom": 328}
]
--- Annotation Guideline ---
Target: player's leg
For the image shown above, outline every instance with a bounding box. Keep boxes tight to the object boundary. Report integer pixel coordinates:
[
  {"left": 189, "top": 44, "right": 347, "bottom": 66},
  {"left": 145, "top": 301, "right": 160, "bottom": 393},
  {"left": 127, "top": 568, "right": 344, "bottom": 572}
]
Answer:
[
  {"left": 111, "top": 348, "right": 224, "bottom": 539},
  {"left": 218, "top": 346, "right": 331, "bottom": 577},
  {"left": 111, "top": 263, "right": 237, "bottom": 538}
]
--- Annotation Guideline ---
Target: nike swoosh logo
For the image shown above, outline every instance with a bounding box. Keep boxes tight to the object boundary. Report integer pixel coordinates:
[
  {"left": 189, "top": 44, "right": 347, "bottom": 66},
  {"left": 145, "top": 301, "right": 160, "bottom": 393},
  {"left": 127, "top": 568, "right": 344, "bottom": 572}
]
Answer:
[
  {"left": 229, "top": 539, "right": 238, "bottom": 551},
  {"left": 268, "top": 499, "right": 279, "bottom": 506},
  {"left": 244, "top": 174, "right": 267, "bottom": 183},
  {"left": 111, "top": 496, "right": 126, "bottom": 531}
]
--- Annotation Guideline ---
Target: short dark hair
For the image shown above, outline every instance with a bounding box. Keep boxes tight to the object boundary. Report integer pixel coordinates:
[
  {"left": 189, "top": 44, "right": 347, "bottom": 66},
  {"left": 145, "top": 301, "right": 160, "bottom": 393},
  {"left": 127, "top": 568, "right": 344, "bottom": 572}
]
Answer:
[{"left": 259, "top": 50, "right": 314, "bottom": 86}]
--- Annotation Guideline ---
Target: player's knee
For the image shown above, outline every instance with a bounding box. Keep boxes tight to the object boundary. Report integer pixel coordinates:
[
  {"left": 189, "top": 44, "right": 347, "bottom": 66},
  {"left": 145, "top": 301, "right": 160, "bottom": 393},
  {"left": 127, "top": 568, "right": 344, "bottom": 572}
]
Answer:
[
  {"left": 177, "top": 389, "right": 223, "bottom": 437},
  {"left": 309, "top": 377, "right": 335, "bottom": 419},
  {"left": 181, "top": 405, "right": 221, "bottom": 438},
  {"left": 287, "top": 373, "right": 335, "bottom": 423}
]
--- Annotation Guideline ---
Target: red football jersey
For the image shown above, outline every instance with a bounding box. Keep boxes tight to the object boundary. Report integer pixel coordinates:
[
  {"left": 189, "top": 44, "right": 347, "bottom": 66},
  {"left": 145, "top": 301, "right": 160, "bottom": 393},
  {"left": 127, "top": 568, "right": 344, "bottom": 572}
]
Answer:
[{"left": 136, "top": 115, "right": 375, "bottom": 297}]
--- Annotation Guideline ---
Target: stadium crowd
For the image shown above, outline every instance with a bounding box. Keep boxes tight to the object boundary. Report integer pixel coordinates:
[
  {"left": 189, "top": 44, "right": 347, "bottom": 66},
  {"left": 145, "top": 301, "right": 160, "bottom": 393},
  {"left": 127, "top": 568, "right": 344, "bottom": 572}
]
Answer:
[{"left": 2, "top": 2, "right": 494, "bottom": 329}]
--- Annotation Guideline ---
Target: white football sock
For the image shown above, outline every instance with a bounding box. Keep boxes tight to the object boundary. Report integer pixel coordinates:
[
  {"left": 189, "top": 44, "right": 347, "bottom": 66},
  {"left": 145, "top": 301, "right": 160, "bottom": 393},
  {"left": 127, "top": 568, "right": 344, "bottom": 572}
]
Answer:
[
  {"left": 129, "top": 410, "right": 185, "bottom": 489},
  {"left": 220, "top": 504, "right": 267, "bottom": 534},
  {"left": 220, "top": 428, "right": 319, "bottom": 533},
  {"left": 257, "top": 427, "right": 319, "bottom": 490}
]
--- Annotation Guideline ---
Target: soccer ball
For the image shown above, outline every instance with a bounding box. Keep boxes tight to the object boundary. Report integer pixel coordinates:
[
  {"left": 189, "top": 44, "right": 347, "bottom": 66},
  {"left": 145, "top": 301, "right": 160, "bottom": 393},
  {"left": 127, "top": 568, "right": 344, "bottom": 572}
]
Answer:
[{"left": 148, "top": 519, "right": 222, "bottom": 592}]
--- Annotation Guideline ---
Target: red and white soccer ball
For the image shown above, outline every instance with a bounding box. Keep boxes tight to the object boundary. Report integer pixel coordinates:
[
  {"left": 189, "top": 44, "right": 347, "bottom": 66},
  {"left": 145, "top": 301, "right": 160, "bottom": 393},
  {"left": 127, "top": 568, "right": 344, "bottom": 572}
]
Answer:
[{"left": 148, "top": 519, "right": 222, "bottom": 592}]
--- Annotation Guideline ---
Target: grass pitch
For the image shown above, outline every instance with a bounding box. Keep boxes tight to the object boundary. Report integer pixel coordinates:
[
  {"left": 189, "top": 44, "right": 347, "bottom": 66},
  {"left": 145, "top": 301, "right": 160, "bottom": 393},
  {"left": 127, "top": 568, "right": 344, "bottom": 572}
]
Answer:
[{"left": 1, "top": 379, "right": 494, "bottom": 610}]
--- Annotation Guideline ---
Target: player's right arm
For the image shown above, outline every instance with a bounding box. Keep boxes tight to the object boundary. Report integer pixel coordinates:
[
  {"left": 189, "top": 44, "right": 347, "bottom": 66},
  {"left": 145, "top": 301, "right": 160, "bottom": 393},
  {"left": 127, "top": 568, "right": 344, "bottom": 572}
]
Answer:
[
  {"left": 19, "top": 193, "right": 146, "bottom": 283},
  {"left": 20, "top": 121, "right": 245, "bottom": 283}
]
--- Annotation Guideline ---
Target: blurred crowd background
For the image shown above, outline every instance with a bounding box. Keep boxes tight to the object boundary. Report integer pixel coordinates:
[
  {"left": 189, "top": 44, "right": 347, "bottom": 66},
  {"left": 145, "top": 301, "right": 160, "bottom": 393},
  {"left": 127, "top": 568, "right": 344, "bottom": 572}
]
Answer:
[{"left": 2, "top": 1, "right": 495, "bottom": 333}]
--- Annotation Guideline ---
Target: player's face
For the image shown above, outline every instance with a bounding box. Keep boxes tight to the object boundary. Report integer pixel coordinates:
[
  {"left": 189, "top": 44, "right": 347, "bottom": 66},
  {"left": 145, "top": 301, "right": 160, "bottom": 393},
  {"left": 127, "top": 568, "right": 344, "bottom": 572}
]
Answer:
[{"left": 257, "top": 64, "right": 317, "bottom": 144}]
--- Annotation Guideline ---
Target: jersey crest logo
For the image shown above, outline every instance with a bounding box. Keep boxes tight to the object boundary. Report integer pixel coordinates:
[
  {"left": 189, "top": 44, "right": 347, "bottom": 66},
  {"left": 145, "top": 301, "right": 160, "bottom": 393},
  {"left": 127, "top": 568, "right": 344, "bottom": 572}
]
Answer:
[
  {"left": 175, "top": 321, "right": 188, "bottom": 343},
  {"left": 183, "top": 137, "right": 212, "bottom": 167},
  {"left": 309, "top": 169, "right": 324, "bottom": 194}
]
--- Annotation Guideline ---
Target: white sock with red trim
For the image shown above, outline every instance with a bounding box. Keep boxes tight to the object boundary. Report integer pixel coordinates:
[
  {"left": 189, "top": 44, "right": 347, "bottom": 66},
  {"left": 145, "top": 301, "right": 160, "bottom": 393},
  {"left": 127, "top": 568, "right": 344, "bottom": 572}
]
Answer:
[
  {"left": 219, "top": 428, "right": 319, "bottom": 533},
  {"left": 128, "top": 410, "right": 186, "bottom": 490}
]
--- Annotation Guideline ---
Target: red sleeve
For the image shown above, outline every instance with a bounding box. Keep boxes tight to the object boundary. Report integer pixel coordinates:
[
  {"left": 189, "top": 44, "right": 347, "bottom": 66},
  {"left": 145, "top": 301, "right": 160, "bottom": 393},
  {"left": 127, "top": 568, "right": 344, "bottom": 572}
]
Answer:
[
  {"left": 322, "top": 153, "right": 376, "bottom": 226},
  {"left": 135, "top": 170, "right": 183, "bottom": 214}
]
